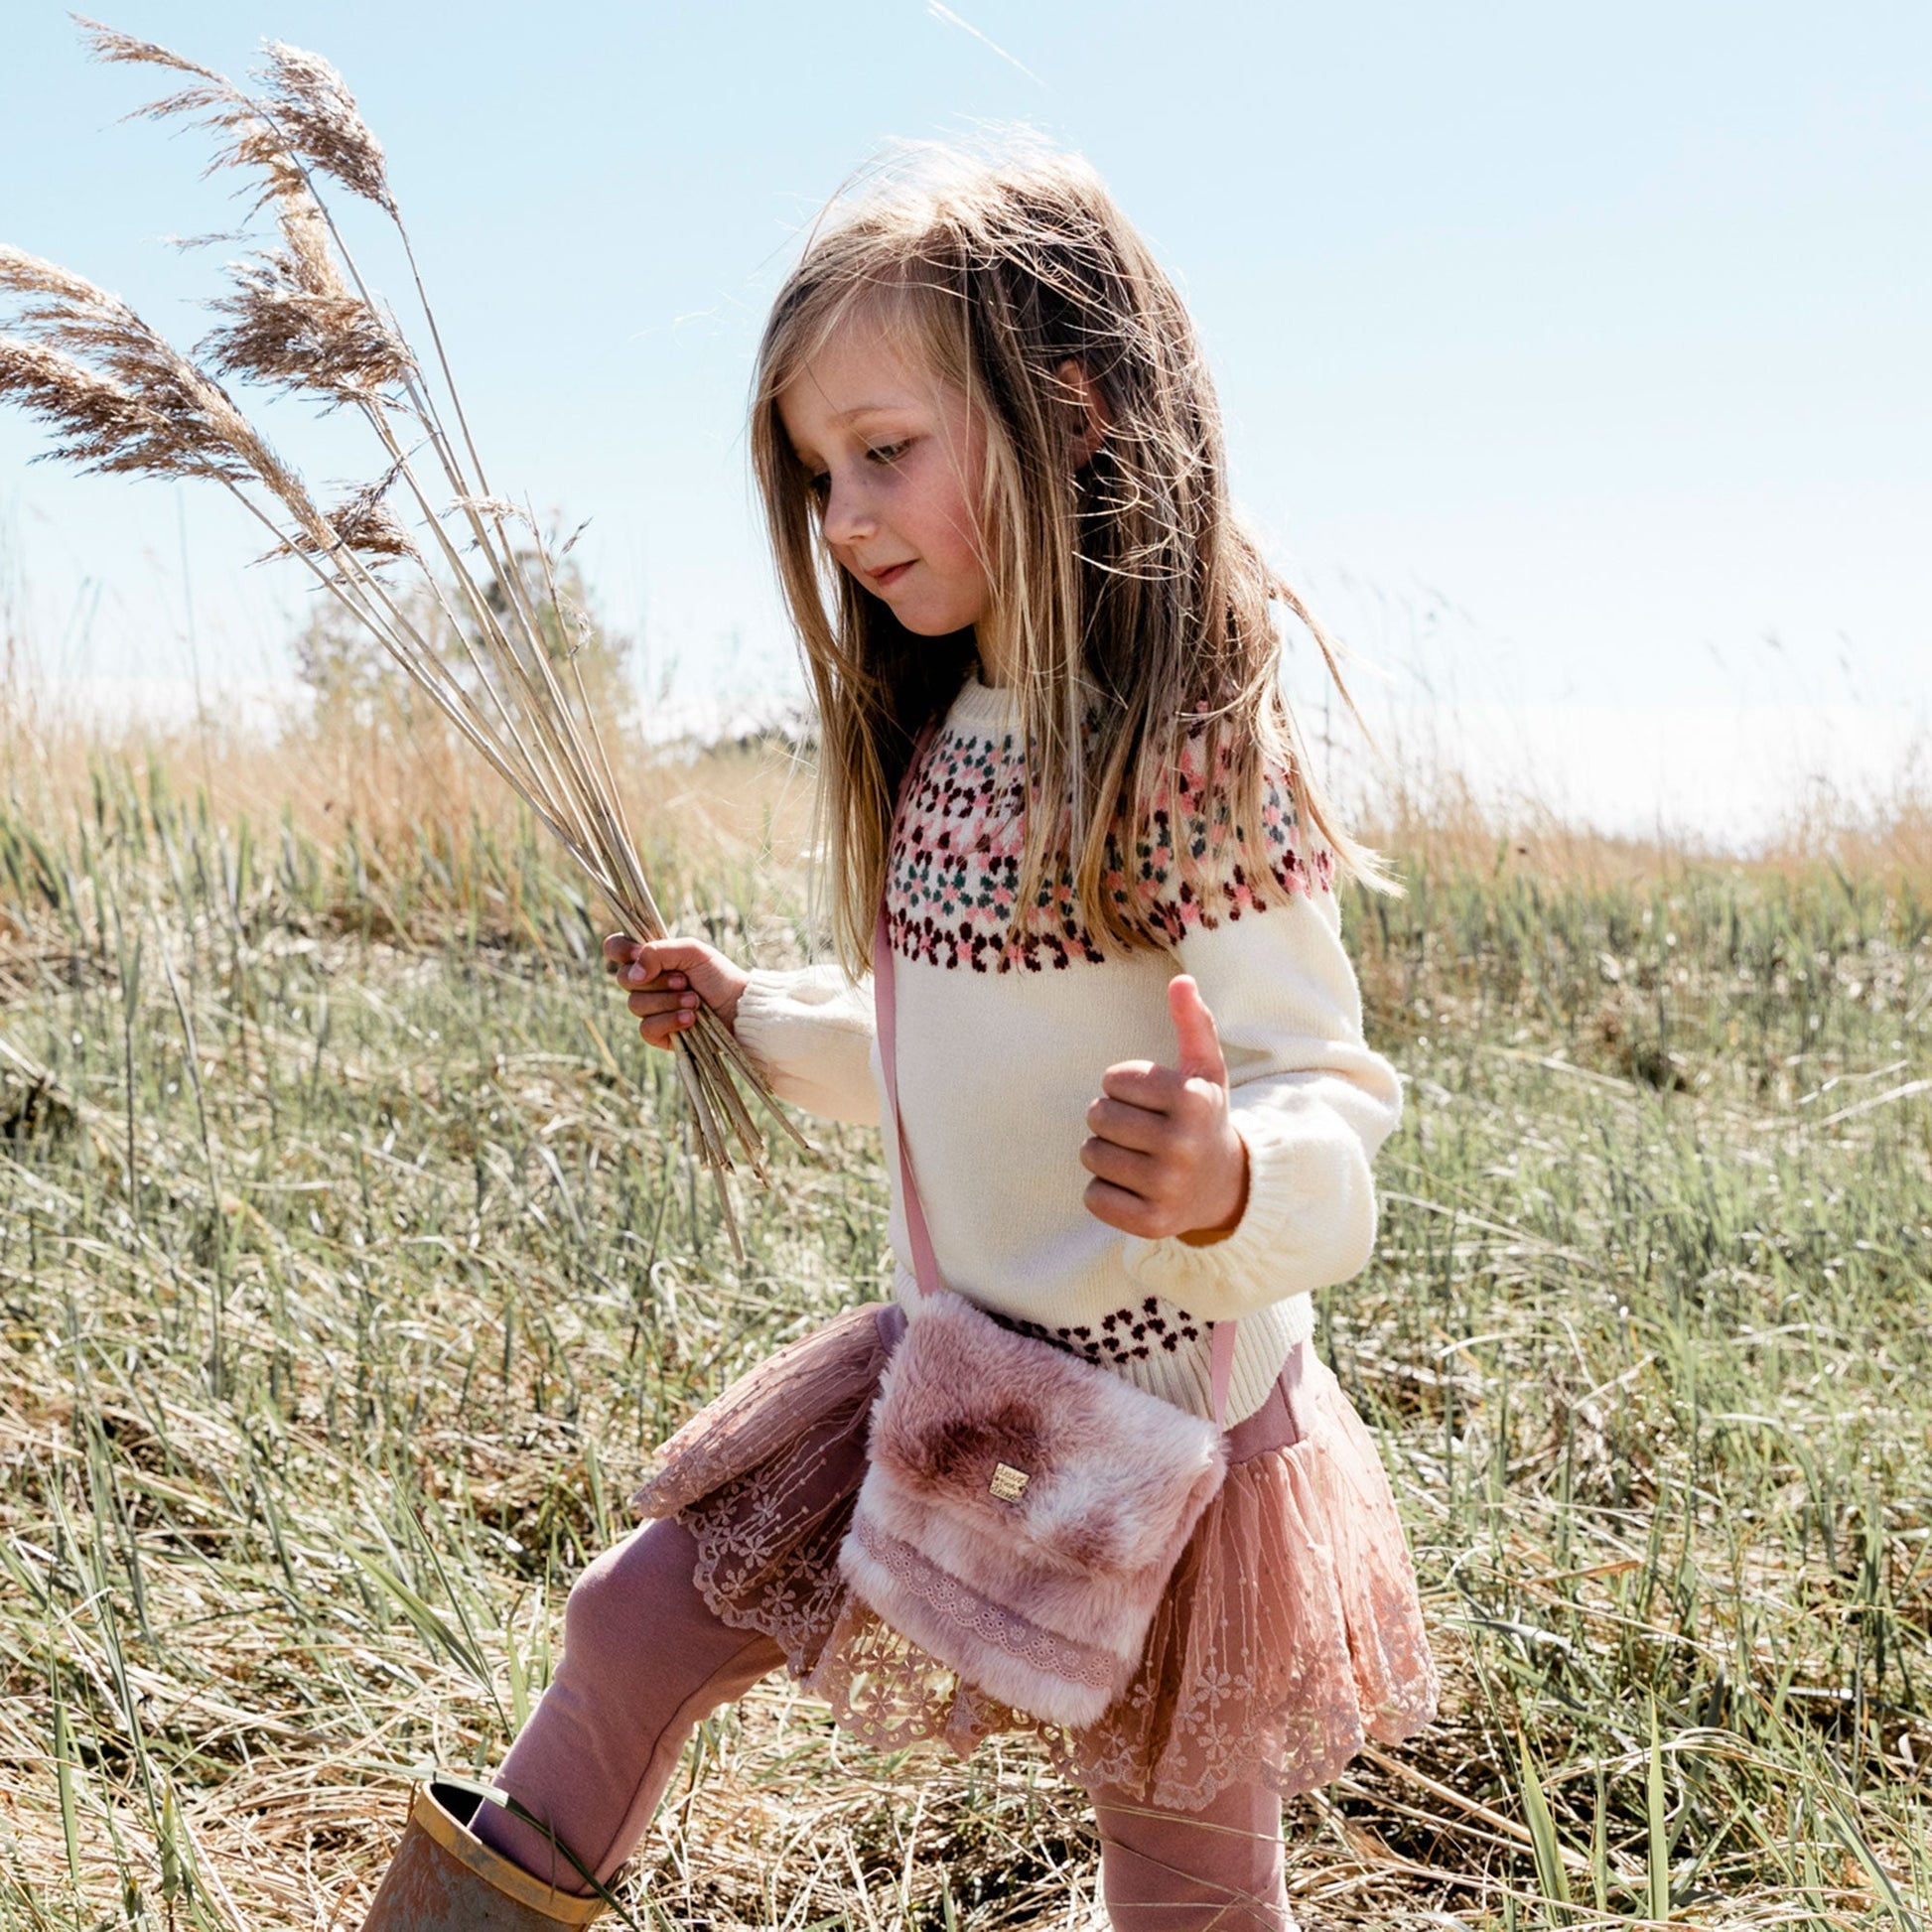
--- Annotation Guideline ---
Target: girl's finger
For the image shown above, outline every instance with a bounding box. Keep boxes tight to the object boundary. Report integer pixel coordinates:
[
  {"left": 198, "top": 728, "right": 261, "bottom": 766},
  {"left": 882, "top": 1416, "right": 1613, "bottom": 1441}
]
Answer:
[
  {"left": 602, "top": 932, "right": 640, "bottom": 965},
  {"left": 1082, "top": 1176, "right": 1161, "bottom": 1237},
  {"left": 626, "top": 989, "right": 699, "bottom": 1020},
  {"left": 626, "top": 937, "right": 715, "bottom": 983},
  {"left": 1167, "top": 974, "right": 1228, "bottom": 1087},
  {"left": 1078, "top": 1135, "right": 1157, "bottom": 1193},
  {"left": 1085, "top": 1094, "right": 1169, "bottom": 1153},
  {"left": 637, "top": 1010, "right": 699, "bottom": 1049},
  {"left": 1099, "top": 1059, "right": 1182, "bottom": 1112},
  {"left": 618, "top": 965, "right": 687, "bottom": 992}
]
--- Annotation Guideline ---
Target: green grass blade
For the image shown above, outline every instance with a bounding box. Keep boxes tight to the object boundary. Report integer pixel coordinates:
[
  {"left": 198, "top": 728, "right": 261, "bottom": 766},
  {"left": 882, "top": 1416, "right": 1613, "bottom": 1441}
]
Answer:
[
  {"left": 1515, "top": 1728, "right": 1573, "bottom": 1911},
  {"left": 51, "top": 1659, "right": 80, "bottom": 1888},
  {"left": 1647, "top": 1700, "right": 1671, "bottom": 1924}
]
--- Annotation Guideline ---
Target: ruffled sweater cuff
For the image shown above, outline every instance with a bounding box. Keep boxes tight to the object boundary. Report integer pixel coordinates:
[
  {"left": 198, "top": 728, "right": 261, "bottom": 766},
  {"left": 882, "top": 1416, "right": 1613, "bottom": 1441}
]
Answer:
[{"left": 1121, "top": 1095, "right": 1381, "bottom": 1323}]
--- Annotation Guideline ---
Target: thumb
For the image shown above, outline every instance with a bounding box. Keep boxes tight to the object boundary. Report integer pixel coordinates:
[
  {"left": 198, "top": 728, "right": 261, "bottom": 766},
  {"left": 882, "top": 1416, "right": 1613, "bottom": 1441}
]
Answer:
[{"left": 1168, "top": 975, "right": 1227, "bottom": 1086}]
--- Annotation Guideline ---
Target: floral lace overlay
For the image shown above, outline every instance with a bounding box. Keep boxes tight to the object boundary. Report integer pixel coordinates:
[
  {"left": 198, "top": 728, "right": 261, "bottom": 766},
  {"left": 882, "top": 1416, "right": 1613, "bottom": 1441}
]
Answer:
[
  {"left": 885, "top": 718, "right": 1336, "bottom": 973},
  {"left": 632, "top": 1303, "right": 1439, "bottom": 1811}
]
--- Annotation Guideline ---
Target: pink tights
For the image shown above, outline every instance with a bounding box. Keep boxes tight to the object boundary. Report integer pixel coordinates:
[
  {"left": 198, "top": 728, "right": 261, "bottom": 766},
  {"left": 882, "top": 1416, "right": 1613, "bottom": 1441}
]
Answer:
[{"left": 475, "top": 1513, "right": 1292, "bottom": 1929}]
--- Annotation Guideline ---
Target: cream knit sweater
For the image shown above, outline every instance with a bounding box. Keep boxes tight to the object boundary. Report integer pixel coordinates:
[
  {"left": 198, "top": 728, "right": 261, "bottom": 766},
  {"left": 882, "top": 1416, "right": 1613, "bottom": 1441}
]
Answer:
[{"left": 735, "top": 674, "right": 1403, "bottom": 1427}]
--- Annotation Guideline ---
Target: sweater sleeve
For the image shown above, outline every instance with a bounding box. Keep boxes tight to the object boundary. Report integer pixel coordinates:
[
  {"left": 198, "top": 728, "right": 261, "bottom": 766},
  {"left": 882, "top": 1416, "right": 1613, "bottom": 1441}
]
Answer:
[
  {"left": 1120, "top": 882, "right": 1403, "bottom": 1322},
  {"left": 733, "top": 963, "right": 881, "bottom": 1126}
]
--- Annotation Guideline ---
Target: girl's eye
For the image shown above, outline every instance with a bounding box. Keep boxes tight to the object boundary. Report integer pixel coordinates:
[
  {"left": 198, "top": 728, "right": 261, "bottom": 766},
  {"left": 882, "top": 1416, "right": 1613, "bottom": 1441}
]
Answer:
[{"left": 802, "top": 441, "right": 908, "bottom": 503}]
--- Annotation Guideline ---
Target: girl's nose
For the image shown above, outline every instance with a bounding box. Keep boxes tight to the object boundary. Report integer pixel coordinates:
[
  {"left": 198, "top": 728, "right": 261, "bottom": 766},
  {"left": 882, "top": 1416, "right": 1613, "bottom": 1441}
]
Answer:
[{"left": 820, "top": 471, "right": 878, "bottom": 549}]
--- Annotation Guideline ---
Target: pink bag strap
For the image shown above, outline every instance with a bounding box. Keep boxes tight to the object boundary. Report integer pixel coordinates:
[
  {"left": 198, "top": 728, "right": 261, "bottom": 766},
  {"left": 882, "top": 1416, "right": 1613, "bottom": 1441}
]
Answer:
[
  {"left": 874, "top": 895, "right": 946, "bottom": 1304},
  {"left": 874, "top": 719, "right": 1237, "bottom": 1432}
]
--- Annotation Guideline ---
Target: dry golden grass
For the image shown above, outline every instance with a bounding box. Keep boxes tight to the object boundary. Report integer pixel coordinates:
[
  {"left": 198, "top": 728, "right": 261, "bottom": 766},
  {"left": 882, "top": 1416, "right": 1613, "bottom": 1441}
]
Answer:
[
  {"left": 0, "top": 702, "right": 1928, "bottom": 1927},
  {"left": 8, "top": 683, "right": 1927, "bottom": 905}
]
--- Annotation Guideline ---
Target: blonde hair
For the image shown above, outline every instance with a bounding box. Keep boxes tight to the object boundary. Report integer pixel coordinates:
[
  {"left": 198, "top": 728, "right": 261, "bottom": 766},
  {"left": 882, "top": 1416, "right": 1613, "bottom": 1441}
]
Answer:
[{"left": 751, "top": 141, "right": 1387, "bottom": 974}]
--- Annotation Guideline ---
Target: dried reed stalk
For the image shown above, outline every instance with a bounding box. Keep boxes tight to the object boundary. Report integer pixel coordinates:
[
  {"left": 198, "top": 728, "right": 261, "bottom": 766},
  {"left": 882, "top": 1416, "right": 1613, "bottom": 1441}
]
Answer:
[{"left": 0, "top": 21, "right": 806, "bottom": 1251}]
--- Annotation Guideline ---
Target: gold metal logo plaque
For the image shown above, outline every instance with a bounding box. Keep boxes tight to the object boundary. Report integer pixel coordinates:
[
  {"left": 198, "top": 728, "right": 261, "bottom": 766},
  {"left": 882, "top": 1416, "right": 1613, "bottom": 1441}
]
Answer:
[{"left": 988, "top": 1461, "right": 1031, "bottom": 1502}]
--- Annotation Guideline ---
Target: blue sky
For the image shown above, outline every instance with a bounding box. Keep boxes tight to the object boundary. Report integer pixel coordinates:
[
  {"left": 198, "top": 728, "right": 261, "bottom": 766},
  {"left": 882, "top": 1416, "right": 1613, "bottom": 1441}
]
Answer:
[{"left": 2, "top": 2, "right": 1927, "bottom": 834}]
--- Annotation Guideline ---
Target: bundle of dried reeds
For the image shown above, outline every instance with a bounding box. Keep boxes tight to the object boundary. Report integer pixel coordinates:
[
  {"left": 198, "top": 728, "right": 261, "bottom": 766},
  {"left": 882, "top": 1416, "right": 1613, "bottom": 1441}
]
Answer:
[{"left": 0, "top": 21, "right": 804, "bottom": 1248}]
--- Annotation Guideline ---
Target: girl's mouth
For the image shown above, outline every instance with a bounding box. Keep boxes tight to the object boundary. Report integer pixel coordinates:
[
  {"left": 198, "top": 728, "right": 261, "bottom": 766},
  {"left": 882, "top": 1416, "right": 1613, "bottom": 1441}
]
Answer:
[{"left": 868, "top": 561, "right": 913, "bottom": 590}]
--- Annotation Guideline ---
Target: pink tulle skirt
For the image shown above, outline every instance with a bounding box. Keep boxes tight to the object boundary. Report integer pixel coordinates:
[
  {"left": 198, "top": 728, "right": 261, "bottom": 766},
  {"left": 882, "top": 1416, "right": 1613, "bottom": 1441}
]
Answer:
[{"left": 630, "top": 1302, "right": 1438, "bottom": 1812}]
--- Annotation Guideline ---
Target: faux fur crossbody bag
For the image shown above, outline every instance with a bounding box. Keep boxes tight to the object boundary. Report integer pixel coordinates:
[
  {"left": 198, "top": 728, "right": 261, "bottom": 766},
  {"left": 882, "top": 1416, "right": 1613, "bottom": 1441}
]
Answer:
[
  {"left": 840, "top": 1271, "right": 1234, "bottom": 1727},
  {"left": 838, "top": 746, "right": 1239, "bottom": 1728}
]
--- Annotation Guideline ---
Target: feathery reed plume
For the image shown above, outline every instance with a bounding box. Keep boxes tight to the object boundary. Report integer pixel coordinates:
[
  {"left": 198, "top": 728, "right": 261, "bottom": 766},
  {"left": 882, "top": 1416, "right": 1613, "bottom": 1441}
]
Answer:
[
  {"left": 262, "top": 470, "right": 417, "bottom": 566},
  {"left": 74, "top": 17, "right": 223, "bottom": 82},
  {"left": 0, "top": 334, "right": 184, "bottom": 480},
  {"left": 0, "top": 245, "right": 311, "bottom": 504},
  {"left": 256, "top": 40, "right": 396, "bottom": 212},
  {"left": 3, "top": 22, "right": 801, "bottom": 1248},
  {"left": 202, "top": 159, "right": 414, "bottom": 404}
]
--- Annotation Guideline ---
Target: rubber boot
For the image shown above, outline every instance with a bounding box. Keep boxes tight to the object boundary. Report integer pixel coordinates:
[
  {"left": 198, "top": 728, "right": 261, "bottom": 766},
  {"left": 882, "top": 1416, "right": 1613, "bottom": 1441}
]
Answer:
[{"left": 358, "top": 1783, "right": 606, "bottom": 1930}]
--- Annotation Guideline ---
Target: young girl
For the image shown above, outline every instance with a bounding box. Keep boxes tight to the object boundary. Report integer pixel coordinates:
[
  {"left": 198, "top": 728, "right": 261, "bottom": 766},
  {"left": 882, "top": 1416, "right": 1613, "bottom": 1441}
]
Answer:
[{"left": 359, "top": 146, "right": 1437, "bottom": 1932}]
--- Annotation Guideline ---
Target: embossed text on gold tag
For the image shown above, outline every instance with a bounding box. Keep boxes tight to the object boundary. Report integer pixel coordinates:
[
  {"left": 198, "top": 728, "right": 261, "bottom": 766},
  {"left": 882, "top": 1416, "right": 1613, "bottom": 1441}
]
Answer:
[{"left": 988, "top": 1461, "right": 1031, "bottom": 1501}]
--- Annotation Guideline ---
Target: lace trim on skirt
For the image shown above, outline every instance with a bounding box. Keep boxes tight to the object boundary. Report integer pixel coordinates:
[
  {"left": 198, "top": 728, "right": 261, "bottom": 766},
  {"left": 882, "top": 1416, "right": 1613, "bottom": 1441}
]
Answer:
[{"left": 630, "top": 1302, "right": 1438, "bottom": 1812}]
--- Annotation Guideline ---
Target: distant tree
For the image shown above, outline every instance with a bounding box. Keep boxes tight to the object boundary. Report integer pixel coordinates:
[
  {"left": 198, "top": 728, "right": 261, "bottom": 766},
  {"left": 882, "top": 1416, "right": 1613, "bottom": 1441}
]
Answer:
[{"left": 293, "top": 542, "right": 635, "bottom": 747}]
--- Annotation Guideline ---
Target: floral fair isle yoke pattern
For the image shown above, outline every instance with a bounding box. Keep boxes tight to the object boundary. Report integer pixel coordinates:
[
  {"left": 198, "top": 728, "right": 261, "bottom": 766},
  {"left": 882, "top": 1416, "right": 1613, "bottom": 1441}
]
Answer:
[{"left": 884, "top": 715, "right": 1336, "bottom": 973}]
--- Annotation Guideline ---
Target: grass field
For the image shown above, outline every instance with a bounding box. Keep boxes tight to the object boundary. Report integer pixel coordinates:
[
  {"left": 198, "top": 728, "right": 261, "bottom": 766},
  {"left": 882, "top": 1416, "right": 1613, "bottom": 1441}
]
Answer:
[{"left": 0, "top": 726, "right": 1927, "bottom": 1929}]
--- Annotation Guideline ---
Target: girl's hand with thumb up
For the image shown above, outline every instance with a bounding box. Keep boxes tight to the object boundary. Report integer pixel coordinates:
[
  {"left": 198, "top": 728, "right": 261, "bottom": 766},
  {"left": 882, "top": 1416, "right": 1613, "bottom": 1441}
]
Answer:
[{"left": 1080, "top": 975, "right": 1250, "bottom": 1245}]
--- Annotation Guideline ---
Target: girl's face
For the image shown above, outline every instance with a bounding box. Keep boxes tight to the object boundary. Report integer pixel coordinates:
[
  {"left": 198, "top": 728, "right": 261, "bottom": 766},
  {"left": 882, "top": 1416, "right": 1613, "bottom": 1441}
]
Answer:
[{"left": 776, "top": 315, "right": 994, "bottom": 643}]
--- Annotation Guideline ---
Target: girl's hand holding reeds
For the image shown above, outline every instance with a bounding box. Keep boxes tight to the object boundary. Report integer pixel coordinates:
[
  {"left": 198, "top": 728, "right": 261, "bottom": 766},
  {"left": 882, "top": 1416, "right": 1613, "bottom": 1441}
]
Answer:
[
  {"left": 1081, "top": 975, "right": 1249, "bottom": 1246},
  {"left": 605, "top": 934, "right": 750, "bottom": 1051}
]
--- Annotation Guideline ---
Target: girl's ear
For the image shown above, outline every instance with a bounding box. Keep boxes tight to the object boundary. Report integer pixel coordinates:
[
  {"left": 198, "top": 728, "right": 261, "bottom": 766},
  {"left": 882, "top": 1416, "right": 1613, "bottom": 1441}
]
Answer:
[{"left": 1054, "top": 357, "right": 1111, "bottom": 469}]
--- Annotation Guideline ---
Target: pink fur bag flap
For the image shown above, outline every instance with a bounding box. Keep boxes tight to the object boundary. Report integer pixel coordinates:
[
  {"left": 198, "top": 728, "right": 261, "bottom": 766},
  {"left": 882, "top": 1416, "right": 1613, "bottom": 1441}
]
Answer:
[{"left": 839, "top": 1289, "right": 1229, "bottom": 1729}]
